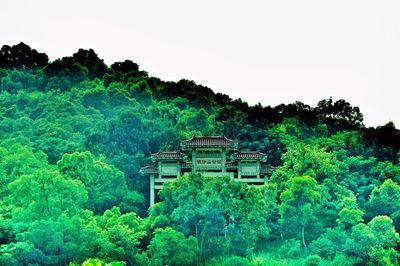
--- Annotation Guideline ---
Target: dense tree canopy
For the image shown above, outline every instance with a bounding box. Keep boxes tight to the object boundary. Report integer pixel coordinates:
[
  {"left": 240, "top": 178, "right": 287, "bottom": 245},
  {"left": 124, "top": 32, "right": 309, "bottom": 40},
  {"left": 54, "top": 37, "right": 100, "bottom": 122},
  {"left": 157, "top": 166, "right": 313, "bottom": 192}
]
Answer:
[{"left": 0, "top": 42, "right": 399, "bottom": 265}]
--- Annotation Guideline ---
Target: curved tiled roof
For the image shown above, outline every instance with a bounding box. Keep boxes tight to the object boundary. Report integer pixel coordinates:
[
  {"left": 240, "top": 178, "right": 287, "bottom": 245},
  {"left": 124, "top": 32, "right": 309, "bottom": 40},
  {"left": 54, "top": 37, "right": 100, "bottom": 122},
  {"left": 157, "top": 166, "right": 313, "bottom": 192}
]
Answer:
[
  {"left": 232, "top": 151, "right": 267, "bottom": 161},
  {"left": 151, "top": 151, "right": 186, "bottom": 160},
  {"left": 260, "top": 165, "right": 278, "bottom": 174},
  {"left": 181, "top": 135, "right": 237, "bottom": 149},
  {"left": 140, "top": 165, "right": 158, "bottom": 174}
]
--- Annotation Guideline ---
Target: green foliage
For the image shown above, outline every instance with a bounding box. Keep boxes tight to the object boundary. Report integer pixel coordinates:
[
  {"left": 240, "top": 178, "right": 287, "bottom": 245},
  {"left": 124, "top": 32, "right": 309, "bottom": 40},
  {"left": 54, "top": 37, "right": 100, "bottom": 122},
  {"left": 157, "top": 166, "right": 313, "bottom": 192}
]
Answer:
[
  {"left": 8, "top": 168, "right": 87, "bottom": 220},
  {"left": 270, "top": 144, "right": 339, "bottom": 189},
  {"left": 310, "top": 228, "right": 348, "bottom": 259},
  {"left": 345, "top": 216, "right": 400, "bottom": 265},
  {"left": 279, "top": 176, "right": 321, "bottom": 249},
  {"left": 208, "top": 255, "right": 252, "bottom": 266},
  {"left": 337, "top": 196, "right": 364, "bottom": 230},
  {"left": 277, "top": 239, "right": 303, "bottom": 259},
  {"left": 159, "top": 174, "right": 271, "bottom": 260},
  {"left": 70, "top": 258, "right": 126, "bottom": 266},
  {"left": 329, "top": 254, "right": 360, "bottom": 266},
  {"left": 1, "top": 42, "right": 400, "bottom": 265},
  {"left": 58, "top": 151, "right": 143, "bottom": 214},
  {"left": 138, "top": 227, "right": 197, "bottom": 266},
  {"left": 304, "top": 254, "right": 322, "bottom": 266},
  {"left": 367, "top": 179, "right": 400, "bottom": 219}
]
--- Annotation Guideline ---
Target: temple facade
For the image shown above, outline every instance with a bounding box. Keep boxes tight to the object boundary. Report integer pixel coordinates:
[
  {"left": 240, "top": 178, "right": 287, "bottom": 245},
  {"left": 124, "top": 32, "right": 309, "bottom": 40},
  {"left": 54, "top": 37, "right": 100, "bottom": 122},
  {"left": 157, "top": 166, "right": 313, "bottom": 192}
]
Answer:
[{"left": 140, "top": 136, "right": 275, "bottom": 205}]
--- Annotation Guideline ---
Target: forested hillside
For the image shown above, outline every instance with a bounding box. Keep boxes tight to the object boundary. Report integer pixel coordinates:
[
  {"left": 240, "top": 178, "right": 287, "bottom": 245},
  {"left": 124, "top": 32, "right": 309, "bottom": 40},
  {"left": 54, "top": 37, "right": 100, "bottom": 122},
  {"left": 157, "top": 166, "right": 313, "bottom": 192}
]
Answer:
[{"left": 0, "top": 42, "right": 400, "bottom": 265}]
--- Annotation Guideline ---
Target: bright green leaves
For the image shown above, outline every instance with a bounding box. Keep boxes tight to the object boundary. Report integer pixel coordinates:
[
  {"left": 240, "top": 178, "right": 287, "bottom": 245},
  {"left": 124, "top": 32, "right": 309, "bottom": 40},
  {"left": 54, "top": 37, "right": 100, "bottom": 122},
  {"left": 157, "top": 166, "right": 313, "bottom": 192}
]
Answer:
[
  {"left": 368, "top": 179, "right": 400, "bottom": 217},
  {"left": 338, "top": 207, "right": 364, "bottom": 230},
  {"left": 309, "top": 228, "right": 348, "bottom": 260},
  {"left": 1, "top": 42, "right": 400, "bottom": 265},
  {"left": 8, "top": 169, "right": 87, "bottom": 221},
  {"left": 58, "top": 151, "right": 144, "bottom": 214},
  {"left": 279, "top": 176, "right": 321, "bottom": 250},
  {"left": 0, "top": 146, "right": 146, "bottom": 265},
  {"left": 77, "top": 258, "right": 125, "bottom": 266},
  {"left": 347, "top": 216, "right": 400, "bottom": 264},
  {"left": 280, "top": 176, "right": 320, "bottom": 205},
  {"left": 337, "top": 196, "right": 364, "bottom": 230},
  {"left": 177, "top": 108, "right": 219, "bottom": 139},
  {"left": 270, "top": 144, "right": 340, "bottom": 193},
  {"left": 366, "top": 179, "right": 400, "bottom": 233},
  {"left": 0, "top": 145, "right": 48, "bottom": 198},
  {"left": 0, "top": 241, "right": 40, "bottom": 265},
  {"left": 0, "top": 146, "right": 87, "bottom": 221},
  {"left": 158, "top": 174, "right": 272, "bottom": 259},
  {"left": 95, "top": 207, "right": 145, "bottom": 264},
  {"left": 1, "top": 208, "right": 145, "bottom": 265},
  {"left": 368, "top": 216, "right": 399, "bottom": 248},
  {"left": 138, "top": 227, "right": 197, "bottom": 266}
]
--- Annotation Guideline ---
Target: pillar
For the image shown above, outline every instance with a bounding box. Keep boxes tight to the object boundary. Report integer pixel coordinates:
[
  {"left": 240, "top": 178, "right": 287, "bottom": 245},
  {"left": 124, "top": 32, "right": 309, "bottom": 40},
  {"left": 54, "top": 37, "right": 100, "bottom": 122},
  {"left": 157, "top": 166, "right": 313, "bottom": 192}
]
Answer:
[
  {"left": 192, "top": 150, "right": 197, "bottom": 172},
  {"left": 150, "top": 173, "right": 155, "bottom": 206},
  {"left": 238, "top": 161, "right": 242, "bottom": 179},
  {"left": 158, "top": 161, "right": 162, "bottom": 179},
  {"left": 222, "top": 148, "right": 227, "bottom": 173}
]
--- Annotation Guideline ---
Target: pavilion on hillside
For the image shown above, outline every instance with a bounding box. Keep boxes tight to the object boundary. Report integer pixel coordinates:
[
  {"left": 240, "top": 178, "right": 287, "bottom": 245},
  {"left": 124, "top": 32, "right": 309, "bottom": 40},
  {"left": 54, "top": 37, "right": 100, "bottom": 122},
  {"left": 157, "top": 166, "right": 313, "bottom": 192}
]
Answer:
[{"left": 140, "top": 135, "right": 276, "bottom": 205}]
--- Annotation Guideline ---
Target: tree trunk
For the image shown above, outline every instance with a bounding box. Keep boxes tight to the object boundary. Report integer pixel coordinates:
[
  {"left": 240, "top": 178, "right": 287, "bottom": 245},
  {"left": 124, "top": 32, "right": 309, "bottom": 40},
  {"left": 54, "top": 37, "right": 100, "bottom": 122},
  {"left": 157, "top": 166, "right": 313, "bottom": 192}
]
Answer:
[
  {"left": 301, "top": 225, "right": 307, "bottom": 251},
  {"left": 195, "top": 224, "right": 200, "bottom": 266}
]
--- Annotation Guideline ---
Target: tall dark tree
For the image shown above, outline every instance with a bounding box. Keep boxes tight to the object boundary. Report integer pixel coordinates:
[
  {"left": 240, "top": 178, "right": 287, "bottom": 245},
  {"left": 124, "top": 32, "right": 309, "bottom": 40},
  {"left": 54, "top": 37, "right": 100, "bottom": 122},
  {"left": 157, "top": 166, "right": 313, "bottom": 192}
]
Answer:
[
  {"left": 71, "top": 48, "right": 108, "bottom": 79},
  {"left": 316, "top": 98, "right": 364, "bottom": 130},
  {"left": 0, "top": 42, "right": 48, "bottom": 69},
  {"left": 363, "top": 122, "right": 400, "bottom": 161}
]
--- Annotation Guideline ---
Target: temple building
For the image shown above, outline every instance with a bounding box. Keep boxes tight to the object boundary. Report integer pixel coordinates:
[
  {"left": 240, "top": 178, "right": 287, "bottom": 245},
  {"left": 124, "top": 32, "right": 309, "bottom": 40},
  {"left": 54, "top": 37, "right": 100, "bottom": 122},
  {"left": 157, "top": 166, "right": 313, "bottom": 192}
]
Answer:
[{"left": 140, "top": 136, "right": 275, "bottom": 205}]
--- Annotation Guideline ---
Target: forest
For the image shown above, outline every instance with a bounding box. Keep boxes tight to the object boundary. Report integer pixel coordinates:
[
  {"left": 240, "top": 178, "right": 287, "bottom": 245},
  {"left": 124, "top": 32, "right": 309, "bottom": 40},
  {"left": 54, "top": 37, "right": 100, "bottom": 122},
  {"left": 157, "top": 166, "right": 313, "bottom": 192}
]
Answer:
[{"left": 0, "top": 42, "right": 400, "bottom": 266}]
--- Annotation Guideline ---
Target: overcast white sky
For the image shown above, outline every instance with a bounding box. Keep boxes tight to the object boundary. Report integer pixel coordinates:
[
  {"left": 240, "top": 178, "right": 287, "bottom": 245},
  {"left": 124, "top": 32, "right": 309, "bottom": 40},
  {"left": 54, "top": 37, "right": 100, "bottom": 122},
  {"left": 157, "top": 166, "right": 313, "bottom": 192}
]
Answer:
[{"left": 2, "top": 0, "right": 400, "bottom": 127}]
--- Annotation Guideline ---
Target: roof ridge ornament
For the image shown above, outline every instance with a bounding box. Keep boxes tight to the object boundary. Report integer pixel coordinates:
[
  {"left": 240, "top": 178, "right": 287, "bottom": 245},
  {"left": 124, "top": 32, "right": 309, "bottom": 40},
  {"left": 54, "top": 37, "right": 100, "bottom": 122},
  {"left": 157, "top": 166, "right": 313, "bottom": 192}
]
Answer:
[
  {"left": 181, "top": 135, "right": 237, "bottom": 150},
  {"left": 231, "top": 150, "right": 267, "bottom": 161},
  {"left": 151, "top": 151, "right": 187, "bottom": 161}
]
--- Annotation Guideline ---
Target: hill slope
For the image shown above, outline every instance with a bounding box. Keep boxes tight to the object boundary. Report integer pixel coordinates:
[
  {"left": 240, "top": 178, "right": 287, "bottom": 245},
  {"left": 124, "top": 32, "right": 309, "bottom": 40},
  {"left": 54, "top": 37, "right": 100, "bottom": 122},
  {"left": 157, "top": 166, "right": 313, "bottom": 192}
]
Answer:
[{"left": 0, "top": 43, "right": 399, "bottom": 265}]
